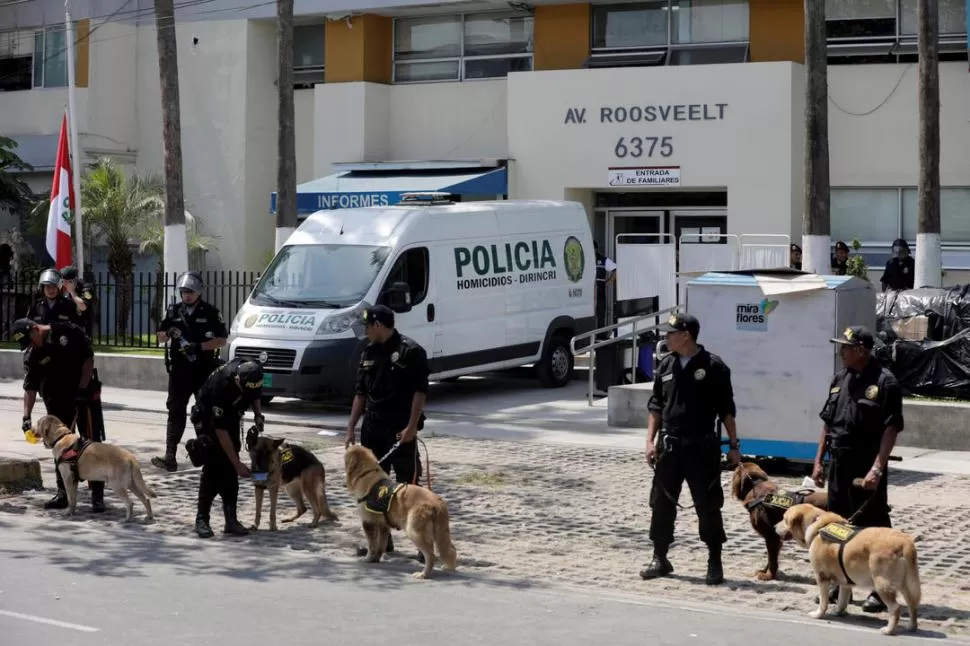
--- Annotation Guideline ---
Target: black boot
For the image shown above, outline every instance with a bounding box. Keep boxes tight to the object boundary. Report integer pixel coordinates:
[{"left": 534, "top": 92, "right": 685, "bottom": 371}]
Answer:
[
  {"left": 195, "top": 516, "right": 214, "bottom": 539},
  {"left": 224, "top": 507, "right": 249, "bottom": 537},
  {"left": 705, "top": 545, "right": 724, "bottom": 586},
  {"left": 151, "top": 455, "right": 177, "bottom": 472},
  {"left": 356, "top": 533, "right": 394, "bottom": 557},
  {"left": 44, "top": 470, "right": 68, "bottom": 510},
  {"left": 639, "top": 547, "right": 674, "bottom": 580},
  {"left": 862, "top": 591, "right": 887, "bottom": 613},
  {"left": 89, "top": 481, "right": 106, "bottom": 513}
]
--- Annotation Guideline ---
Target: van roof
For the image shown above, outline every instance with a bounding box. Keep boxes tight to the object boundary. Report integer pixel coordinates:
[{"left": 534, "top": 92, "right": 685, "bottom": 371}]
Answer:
[{"left": 284, "top": 199, "right": 582, "bottom": 247}]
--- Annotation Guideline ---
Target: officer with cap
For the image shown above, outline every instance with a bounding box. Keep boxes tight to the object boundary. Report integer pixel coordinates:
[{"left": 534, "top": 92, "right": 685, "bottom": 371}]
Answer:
[
  {"left": 812, "top": 325, "right": 903, "bottom": 613},
  {"left": 880, "top": 239, "right": 915, "bottom": 292},
  {"left": 153, "top": 271, "right": 228, "bottom": 472},
  {"left": 11, "top": 318, "right": 105, "bottom": 512},
  {"left": 187, "top": 358, "right": 265, "bottom": 538},
  {"left": 59, "top": 266, "right": 95, "bottom": 337},
  {"left": 789, "top": 244, "right": 802, "bottom": 270},
  {"left": 640, "top": 312, "right": 740, "bottom": 586},
  {"left": 345, "top": 303, "right": 429, "bottom": 557},
  {"left": 27, "top": 268, "right": 78, "bottom": 327},
  {"left": 831, "top": 241, "right": 850, "bottom": 276}
]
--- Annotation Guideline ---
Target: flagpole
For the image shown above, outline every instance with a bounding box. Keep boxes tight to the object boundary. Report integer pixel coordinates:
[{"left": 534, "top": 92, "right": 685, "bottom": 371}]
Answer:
[{"left": 64, "top": 0, "right": 84, "bottom": 275}]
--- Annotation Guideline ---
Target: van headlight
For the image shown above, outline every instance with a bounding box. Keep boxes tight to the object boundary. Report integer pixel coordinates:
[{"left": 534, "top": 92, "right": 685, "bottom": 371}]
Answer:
[
  {"left": 316, "top": 303, "right": 369, "bottom": 338},
  {"left": 230, "top": 307, "right": 247, "bottom": 334}
]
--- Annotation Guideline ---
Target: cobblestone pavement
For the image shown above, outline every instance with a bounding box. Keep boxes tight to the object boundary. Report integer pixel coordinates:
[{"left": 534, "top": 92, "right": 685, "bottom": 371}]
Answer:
[{"left": 3, "top": 434, "right": 970, "bottom": 634}]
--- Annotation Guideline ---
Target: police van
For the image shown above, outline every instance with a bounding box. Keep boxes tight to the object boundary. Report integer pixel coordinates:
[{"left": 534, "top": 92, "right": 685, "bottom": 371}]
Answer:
[{"left": 228, "top": 194, "right": 595, "bottom": 402}]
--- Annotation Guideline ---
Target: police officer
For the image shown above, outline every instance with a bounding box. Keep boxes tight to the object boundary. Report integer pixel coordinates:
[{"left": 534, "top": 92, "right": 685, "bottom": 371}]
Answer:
[
  {"left": 11, "top": 318, "right": 105, "bottom": 512},
  {"left": 28, "top": 268, "right": 77, "bottom": 326},
  {"left": 152, "top": 271, "right": 228, "bottom": 472},
  {"left": 880, "top": 239, "right": 915, "bottom": 292},
  {"left": 60, "top": 266, "right": 95, "bottom": 337},
  {"left": 344, "top": 304, "right": 429, "bottom": 557},
  {"left": 812, "top": 325, "right": 903, "bottom": 613},
  {"left": 188, "top": 358, "right": 265, "bottom": 538},
  {"left": 594, "top": 241, "right": 617, "bottom": 339},
  {"left": 790, "top": 243, "right": 802, "bottom": 270},
  {"left": 831, "top": 241, "right": 850, "bottom": 276},
  {"left": 640, "top": 312, "right": 741, "bottom": 586}
]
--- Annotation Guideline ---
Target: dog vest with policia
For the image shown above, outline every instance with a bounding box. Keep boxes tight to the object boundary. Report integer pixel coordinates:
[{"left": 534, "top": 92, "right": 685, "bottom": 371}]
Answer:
[
  {"left": 818, "top": 521, "right": 862, "bottom": 585},
  {"left": 744, "top": 489, "right": 814, "bottom": 512},
  {"left": 278, "top": 444, "right": 319, "bottom": 484},
  {"left": 55, "top": 437, "right": 91, "bottom": 482},
  {"left": 358, "top": 478, "right": 405, "bottom": 516}
]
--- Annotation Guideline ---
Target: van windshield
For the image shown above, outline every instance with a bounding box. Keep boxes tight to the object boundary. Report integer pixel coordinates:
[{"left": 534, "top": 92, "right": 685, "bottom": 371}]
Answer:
[{"left": 251, "top": 244, "right": 391, "bottom": 308}]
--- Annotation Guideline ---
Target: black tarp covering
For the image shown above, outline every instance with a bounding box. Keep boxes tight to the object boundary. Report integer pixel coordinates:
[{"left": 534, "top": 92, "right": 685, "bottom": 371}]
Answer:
[{"left": 875, "top": 285, "right": 970, "bottom": 399}]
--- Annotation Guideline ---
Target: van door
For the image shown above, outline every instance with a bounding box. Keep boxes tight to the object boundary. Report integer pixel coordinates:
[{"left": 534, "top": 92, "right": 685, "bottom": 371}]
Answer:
[{"left": 378, "top": 246, "right": 436, "bottom": 353}]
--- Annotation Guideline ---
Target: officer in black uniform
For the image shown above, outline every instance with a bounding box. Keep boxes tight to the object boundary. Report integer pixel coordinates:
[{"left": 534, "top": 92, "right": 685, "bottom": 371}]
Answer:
[
  {"left": 594, "top": 241, "right": 617, "bottom": 339},
  {"left": 880, "top": 239, "right": 915, "bottom": 292},
  {"left": 28, "top": 268, "right": 77, "bottom": 326},
  {"left": 831, "top": 241, "right": 850, "bottom": 276},
  {"left": 790, "top": 243, "right": 802, "bottom": 270},
  {"left": 12, "top": 318, "right": 104, "bottom": 512},
  {"left": 812, "top": 325, "right": 903, "bottom": 613},
  {"left": 60, "top": 266, "right": 95, "bottom": 337},
  {"left": 187, "top": 358, "right": 265, "bottom": 538},
  {"left": 344, "top": 304, "right": 429, "bottom": 557},
  {"left": 152, "top": 271, "right": 228, "bottom": 472},
  {"left": 640, "top": 313, "right": 741, "bottom": 586}
]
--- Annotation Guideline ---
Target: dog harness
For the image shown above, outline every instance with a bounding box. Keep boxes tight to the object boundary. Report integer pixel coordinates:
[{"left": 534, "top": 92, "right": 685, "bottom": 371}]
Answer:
[
  {"left": 358, "top": 478, "right": 406, "bottom": 526},
  {"left": 55, "top": 437, "right": 91, "bottom": 482},
  {"left": 278, "top": 444, "right": 319, "bottom": 484},
  {"left": 744, "top": 488, "right": 815, "bottom": 513},
  {"left": 817, "top": 521, "right": 861, "bottom": 585}
]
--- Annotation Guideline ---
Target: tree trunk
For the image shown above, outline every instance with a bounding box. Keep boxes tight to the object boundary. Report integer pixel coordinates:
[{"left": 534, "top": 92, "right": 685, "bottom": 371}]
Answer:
[
  {"left": 155, "top": 0, "right": 189, "bottom": 302},
  {"left": 916, "top": 0, "right": 942, "bottom": 288},
  {"left": 802, "top": 0, "right": 831, "bottom": 274},
  {"left": 275, "top": 0, "right": 298, "bottom": 252}
]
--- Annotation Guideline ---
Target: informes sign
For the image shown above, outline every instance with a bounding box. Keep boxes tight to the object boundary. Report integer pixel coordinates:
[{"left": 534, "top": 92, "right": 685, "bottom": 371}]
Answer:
[{"left": 608, "top": 166, "right": 681, "bottom": 187}]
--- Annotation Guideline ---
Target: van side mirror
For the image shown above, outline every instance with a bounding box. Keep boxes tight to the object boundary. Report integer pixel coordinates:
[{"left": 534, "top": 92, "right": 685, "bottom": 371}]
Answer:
[{"left": 381, "top": 281, "right": 412, "bottom": 313}]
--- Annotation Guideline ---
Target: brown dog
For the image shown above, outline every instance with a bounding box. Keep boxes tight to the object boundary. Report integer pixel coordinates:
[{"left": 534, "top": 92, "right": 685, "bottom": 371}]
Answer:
[
  {"left": 344, "top": 445, "right": 457, "bottom": 579},
  {"left": 731, "top": 461, "right": 829, "bottom": 580},
  {"left": 775, "top": 503, "right": 921, "bottom": 636},
  {"left": 247, "top": 436, "right": 337, "bottom": 531},
  {"left": 35, "top": 415, "right": 156, "bottom": 522}
]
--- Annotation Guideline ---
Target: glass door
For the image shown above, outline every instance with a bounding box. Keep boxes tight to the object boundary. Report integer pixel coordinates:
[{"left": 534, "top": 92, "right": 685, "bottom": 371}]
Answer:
[{"left": 604, "top": 210, "right": 664, "bottom": 327}]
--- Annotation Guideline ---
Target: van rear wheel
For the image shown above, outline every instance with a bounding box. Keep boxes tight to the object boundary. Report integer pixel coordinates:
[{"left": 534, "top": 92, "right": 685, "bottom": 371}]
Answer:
[{"left": 537, "top": 334, "right": 573, "bottom": 388}]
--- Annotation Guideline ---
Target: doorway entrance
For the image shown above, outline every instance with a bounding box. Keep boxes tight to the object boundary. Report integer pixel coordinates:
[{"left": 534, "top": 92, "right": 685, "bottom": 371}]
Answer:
[{"left": 598, "top": 210, "right": 663, "bottom": 326}]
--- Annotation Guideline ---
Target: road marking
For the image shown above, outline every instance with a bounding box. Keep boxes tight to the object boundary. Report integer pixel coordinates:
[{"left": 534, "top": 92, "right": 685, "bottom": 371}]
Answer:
[{"left": 0, "top": 610, "right": 99, "bottom": 632}]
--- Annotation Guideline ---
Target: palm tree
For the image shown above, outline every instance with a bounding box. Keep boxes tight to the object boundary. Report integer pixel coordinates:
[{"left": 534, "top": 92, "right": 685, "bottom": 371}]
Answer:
[
  {"left": 0, "top": 136, "right": 34, "bottom": 218},
  {"left": 138, "top": 209, "right": 216, "bottom": 327}
]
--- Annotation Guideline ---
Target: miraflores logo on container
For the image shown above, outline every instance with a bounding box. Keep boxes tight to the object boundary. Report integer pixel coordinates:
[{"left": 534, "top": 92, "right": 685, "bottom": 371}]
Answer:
[{"left": 736, "top": 298, "right": 779, "bottom": 332}]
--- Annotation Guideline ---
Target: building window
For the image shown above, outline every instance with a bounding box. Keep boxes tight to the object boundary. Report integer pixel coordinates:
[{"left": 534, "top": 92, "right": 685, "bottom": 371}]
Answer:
[
  {"left": 902, "top": 188, "right": 970, "bottom": 243},
  {"left": 831, "top": 188, "right": 901, "bottom": 243},
  {"left": 393, "top": 12, "right": 533, "bottom": 83},
  {"left": 34, "top": 27, "right": 70, "bottom": 88},
  {"left": 588, "top": 0, "right": 749, "bottom": 69},
  {"left": 826, "top": 0, "right": 968, "bottom": 64},
  {"left": 293, "top": 25, "right": 325, "bottom": 88},
  {"left": 0, "top": 30, "right": 34, "bottom": 92}
]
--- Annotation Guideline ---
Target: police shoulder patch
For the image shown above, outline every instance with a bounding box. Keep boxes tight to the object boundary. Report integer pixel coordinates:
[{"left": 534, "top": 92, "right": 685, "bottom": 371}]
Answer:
[
  {"left": 213, "top": 406, "right": 224, "bottom": 418},
  {"left": 58, "top": 335, "right": 68, "bottom": 346},
  {"left": 865, "top": 385, "right": 879, "bottom": 400},
  {"left": 82, "top": 290, "right": 92, "bottom": 300},
  {"left": 693, "top": 368, "right": 706, "bottom": 381}
]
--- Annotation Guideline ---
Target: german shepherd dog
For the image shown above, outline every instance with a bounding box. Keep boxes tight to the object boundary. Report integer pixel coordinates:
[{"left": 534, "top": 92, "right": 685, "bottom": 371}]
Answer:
[
  {"left": 731, "top": 461, "right": 829, "bottom": 580},
  {"left": 247, "top": 435, "right": 337, "bottom": 531}
]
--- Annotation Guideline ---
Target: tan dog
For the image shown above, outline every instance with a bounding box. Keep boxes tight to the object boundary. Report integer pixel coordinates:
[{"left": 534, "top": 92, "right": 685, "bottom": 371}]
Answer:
[
  {"left": 247, "top": 436, "right": 337, "bottom": 531},
  {"left": 35, "top": 415, "right": 156, "bottom": 522},
  {"left": 344, "top": 445, "right": 457, "bottom": 579},
  {"left": 731, "top": 462, "right": 829, "bottom": 580},
  {"left": 775, "top": 503, "right": 921, "bottom": 635}
]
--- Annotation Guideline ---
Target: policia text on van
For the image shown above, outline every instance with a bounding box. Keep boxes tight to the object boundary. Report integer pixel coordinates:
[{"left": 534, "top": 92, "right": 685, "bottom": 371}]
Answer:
[{"left": 227, "top": 197, "right": 596, "bottom": 402}]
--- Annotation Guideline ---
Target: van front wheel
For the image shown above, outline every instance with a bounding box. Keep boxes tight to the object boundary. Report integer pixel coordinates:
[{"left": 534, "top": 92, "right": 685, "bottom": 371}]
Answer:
[{"left": 537, "top": 335, "right": 573, "bottom": 388}]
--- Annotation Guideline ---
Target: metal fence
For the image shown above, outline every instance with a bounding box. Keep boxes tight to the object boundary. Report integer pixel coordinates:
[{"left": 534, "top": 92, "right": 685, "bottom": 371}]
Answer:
[{"left": 0, "top": 270, "right": 261, "bottom": 348}]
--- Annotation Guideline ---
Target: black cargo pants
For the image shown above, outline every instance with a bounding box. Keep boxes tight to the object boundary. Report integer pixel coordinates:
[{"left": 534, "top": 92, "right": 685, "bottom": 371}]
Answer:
[
  {"left": 165, "top": 364, "right": 213, "bottom": 460},
  {"left": 361, "top": 415, "right": 421, "bottom": 485},
  {"left": 827, "top": 446, "right": 891, "bottom": 529},
  {"left": 196, "top": 422, "right": 242, "bottom": 524}
]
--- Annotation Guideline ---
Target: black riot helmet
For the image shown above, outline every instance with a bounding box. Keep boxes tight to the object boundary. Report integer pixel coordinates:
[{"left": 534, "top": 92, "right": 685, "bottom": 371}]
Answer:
[
  {"left": 177, "top": 271, "right": 204, "bottom": 295},
  {"left": 235, "top": 360, "right": 264, "bottom": 399},
  {"left": 39, "top": 268, "right": 61, "bottom": 289}
]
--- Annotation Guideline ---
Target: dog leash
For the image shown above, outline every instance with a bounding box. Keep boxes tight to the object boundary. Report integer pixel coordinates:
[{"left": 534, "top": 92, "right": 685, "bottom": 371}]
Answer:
[{"left": 376, "top": 438, "right": 433, "bottom": 491}]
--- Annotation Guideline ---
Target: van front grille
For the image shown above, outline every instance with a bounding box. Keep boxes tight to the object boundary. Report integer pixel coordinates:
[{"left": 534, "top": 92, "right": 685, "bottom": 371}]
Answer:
[{"left": 234, "top": 347, "right": 296, "bottom": 371}]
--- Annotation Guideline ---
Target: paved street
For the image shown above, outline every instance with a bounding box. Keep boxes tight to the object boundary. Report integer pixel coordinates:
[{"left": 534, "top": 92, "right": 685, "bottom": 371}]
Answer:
[{"left": 0, "top": 514, "right": 954, "bottom": 645}]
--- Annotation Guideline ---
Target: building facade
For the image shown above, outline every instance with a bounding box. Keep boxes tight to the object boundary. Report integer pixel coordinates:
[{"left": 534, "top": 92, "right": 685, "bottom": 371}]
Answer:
[{"left": 1, "top": 0, "right": 969, "bottom": 282}]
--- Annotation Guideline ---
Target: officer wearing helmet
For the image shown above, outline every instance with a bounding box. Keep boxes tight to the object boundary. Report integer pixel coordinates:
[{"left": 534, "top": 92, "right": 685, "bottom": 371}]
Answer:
[
  {"left": 27, "top": 268, "right": 80, "bottom": 328},
  {"left": 152, "top": 271, "right": 228, "bottom": 472},
  {"left": 185, "top": 358, "right": 265, "bottom": 538}
]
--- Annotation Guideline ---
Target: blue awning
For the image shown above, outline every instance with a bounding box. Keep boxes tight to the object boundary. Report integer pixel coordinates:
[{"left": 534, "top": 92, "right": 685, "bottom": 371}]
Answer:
[{"left": 270, "top": 166, "right": 508, "bottom": 215}]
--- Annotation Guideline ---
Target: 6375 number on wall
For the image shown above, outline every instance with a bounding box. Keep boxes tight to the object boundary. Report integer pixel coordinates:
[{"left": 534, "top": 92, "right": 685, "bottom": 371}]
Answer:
[{"left": 614, "top": 136, "right": 673, "bottom": 159}]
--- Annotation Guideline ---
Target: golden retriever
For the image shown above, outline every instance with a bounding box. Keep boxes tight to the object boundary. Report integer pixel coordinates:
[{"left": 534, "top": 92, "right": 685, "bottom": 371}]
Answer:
[
  {"left": 730, "top": 461, "right": 829, "bottom": 580},
  {"left": 775, "top": 503, "right": 921, "bottom": 635},
  {"left": 344, "top": 444, "right": 457, "bottom": 579},
  {"left": 35, "top": 415, "right": 156, "bottom": 522}
]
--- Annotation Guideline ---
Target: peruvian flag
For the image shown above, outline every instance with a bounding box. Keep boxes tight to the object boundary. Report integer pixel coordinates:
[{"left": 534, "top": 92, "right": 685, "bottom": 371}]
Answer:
[{"left": 46, "top": 111, "right": 74, "bottom": 269}]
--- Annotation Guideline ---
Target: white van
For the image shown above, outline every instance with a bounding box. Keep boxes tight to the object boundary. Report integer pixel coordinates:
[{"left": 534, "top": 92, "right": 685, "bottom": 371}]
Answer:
[{"left": 227, "top": 195, "right": 595, "bottom": 402}]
